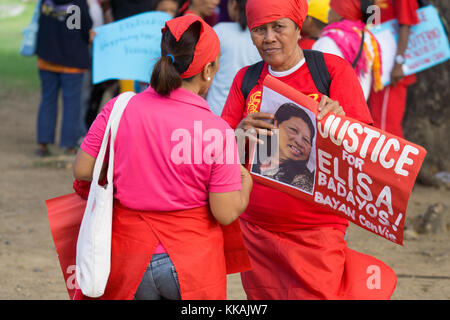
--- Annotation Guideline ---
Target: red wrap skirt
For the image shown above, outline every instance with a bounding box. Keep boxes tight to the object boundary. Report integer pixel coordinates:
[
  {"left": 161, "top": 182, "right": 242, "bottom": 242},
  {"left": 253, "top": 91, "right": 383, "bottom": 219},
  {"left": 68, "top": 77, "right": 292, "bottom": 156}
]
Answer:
[{"left": 239, "top": 219, "right": 397, "bottom": 300}]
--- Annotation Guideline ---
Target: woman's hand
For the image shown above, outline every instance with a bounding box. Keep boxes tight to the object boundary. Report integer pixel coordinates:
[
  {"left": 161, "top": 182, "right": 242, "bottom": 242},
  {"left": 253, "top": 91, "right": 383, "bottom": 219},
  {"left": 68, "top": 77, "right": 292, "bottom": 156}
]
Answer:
[
  {"left": 240, "top": 165, "right": 253, "bottom": 192},
  {"left": 317, "top": 95, "right": 345, "bottom": 120},
  {"left": 236, "top": 112, "right": 275, "bottom": 144},
  {"left": 390, "top": 63, "right": 404, "bottom": 87},
  {"left": 89, "top": 29, "right": 97, "bottom": 44}
]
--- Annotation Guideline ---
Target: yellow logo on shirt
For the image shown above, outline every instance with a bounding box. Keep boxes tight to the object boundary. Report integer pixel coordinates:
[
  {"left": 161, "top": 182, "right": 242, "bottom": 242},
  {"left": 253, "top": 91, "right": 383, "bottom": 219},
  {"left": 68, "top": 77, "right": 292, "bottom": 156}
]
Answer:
[
  {"left": 308, "top": 93, "right": 320, "bottom": 101},
  {"left": 247, "top": 90, "right": 262, "bottom": 114},
  {"left": 375, "top": 0, "right": 389, "bottom": 9}
]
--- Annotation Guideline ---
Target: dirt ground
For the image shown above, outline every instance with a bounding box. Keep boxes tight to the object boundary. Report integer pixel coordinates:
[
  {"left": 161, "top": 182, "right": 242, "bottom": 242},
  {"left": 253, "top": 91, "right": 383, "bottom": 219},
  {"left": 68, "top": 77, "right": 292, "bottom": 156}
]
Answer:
[{"left": 0, "top": 88, "right": 449, "bottom": 300}]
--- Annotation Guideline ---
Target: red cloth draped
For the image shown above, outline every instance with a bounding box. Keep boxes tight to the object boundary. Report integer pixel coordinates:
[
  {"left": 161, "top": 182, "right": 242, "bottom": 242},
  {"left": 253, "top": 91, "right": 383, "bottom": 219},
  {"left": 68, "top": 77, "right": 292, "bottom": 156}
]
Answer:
[{"left": 46, "top": 181, "right": 251, "bottom": 300}]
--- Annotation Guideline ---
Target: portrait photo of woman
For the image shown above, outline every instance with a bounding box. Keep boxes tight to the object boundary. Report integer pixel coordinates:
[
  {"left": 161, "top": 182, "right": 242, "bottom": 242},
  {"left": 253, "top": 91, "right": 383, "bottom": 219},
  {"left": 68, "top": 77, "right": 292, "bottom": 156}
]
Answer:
[{"left": 251, "top": 101, "right": 316, "bottom": 194}]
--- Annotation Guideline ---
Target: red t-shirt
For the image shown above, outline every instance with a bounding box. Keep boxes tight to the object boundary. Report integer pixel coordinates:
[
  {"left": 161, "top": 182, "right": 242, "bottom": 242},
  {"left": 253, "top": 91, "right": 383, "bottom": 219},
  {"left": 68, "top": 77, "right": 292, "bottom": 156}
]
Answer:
[
  {"left": 377, "top": 0, "right": 419, "bottom": 25},
  {"left": 221, "top": 53, "right": 373, "bottom": 233},
  {"left": 299, "top": 37, "right": 317, "bottom": 50}
]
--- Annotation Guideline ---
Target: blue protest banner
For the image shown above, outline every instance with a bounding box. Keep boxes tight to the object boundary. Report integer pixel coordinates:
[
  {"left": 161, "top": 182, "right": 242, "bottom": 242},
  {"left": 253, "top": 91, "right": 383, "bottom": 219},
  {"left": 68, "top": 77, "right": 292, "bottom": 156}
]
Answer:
[
  {"left": 370, "top": 5, "right": 449, "bottom": 86},
  {"left": 93, "top": 11, "right": 172, "bottom": 85}
]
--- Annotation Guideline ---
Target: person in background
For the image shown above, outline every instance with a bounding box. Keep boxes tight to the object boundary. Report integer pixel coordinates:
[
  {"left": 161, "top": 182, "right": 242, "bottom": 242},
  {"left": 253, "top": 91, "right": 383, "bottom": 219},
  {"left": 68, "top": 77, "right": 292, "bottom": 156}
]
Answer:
[
  {"left": 154, "top": 0, "right": 179, "bottom": 17},
  {"left": 299, "top": 0, "right": 330, "bottom": 49},
  {"left": 206, "top": 0, "right": 260, "bottom": 115},
  {"left": 368, "top": 0, "right": 419, "bottom": 138},
  {"left": 178, "top": 0, "right": 220, "bottom": 26},
  {"left": 107, "top": 0, "right": 154, "bottom": 21},
  {"left": 312, "top": 0, "right": 383, "bottom": 101},
  {"left": 35, "top": 0, "right": 92, "bottom": 156},
  {"left": 73, "top": 14, "right": 252, "bottom": 300},
  {"left": 79, "top": 0, "right": 105, "bottom": 137},
  {"left": 218, "top": 0, "right": 231, "bottom": 22}
]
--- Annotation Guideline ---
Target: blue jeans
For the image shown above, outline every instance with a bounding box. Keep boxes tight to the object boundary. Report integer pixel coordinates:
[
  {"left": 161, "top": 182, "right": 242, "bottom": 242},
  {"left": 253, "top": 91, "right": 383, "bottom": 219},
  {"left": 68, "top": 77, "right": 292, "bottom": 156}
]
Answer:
[
  {"left": 134, "top": 253, "right": 181, "bottom": 300},
  {"left": 37, "top": 70, "right": 84, "bottom": 148}
]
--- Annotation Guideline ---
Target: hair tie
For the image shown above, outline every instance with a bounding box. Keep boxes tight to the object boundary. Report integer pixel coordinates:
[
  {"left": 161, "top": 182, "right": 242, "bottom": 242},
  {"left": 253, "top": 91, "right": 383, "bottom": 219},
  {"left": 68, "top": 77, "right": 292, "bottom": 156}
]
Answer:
[{"left": 166, "top": 54, "right": 175, "bottom": 63}]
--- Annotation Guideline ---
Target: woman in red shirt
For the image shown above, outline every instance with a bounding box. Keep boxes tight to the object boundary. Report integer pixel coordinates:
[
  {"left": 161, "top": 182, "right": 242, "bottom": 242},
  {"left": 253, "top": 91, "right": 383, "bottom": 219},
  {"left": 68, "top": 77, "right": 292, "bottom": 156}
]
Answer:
[{"left": 221, "top": 0, "right": 396, "bottom": 299}]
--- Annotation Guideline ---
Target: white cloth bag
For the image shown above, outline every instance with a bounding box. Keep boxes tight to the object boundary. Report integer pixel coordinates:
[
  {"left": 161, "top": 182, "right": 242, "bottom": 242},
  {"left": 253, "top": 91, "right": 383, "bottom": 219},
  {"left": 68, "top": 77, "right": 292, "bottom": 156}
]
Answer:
[{"left": 76, "top": 92, "right": 135, "bottom": 298}]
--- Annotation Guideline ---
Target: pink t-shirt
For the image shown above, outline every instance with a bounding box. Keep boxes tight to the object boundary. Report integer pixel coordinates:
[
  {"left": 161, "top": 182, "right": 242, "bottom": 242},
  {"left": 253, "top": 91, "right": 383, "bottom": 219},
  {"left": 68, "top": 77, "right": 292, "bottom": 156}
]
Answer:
[{"left": 81, "top": 86, "right": 242, "bottom": 212}]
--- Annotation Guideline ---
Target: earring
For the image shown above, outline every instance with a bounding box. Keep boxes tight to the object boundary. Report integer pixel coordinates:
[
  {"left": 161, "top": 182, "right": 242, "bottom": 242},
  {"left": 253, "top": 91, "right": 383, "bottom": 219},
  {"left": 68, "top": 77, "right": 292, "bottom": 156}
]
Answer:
[{"left": 207, "top": 77, "right": 211, "bottom": 81}]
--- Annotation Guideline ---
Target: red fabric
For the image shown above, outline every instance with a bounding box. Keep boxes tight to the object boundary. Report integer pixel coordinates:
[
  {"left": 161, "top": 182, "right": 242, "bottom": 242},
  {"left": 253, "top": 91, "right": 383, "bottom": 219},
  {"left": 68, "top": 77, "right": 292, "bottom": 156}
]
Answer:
[
  {"left": 47, "top": 182, "right": 251, "bottom": 300},
  {"left": 245, "top": 0, "right": 308, "bottom": 30},
  {"left": 377, "top": 0, "right": 419, "bottom": 25},
  {"left": 221, "top": 53, "right": 373, "bottom": 234},
  {"left": 298, "top": 37, "right": 316, "bottom": 49},
  {"left": 164, "top": 14, "right": 220, "bottom": 79},
  {"left": 239, "top": 219, "right": 397, "bottom": 300},
  {"left": 368, "top": 82, "right": 408, "bottom": 138},
  {"left": 329, "top": 0, "right": 362, "bottom": 21},
  {"left": 78, "top": 202, "right": 226, "bottom": 300},
  {"left": 45, "top": 193, "right": 87, "bottom": 300}
]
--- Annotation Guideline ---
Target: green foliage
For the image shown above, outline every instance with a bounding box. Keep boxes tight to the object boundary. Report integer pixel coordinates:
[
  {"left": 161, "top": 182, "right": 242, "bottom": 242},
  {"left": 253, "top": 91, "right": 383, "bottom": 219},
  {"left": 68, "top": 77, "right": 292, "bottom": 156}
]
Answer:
[{"left": 0, "top": 1, "right": 40, "bottom": 91}]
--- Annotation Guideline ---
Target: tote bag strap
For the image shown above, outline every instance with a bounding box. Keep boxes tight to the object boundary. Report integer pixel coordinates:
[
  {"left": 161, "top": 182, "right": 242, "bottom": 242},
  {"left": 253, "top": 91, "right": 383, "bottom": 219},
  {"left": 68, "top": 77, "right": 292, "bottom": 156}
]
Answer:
[{"left": 91, "top": 92, "right": 136, "bottom": 186}]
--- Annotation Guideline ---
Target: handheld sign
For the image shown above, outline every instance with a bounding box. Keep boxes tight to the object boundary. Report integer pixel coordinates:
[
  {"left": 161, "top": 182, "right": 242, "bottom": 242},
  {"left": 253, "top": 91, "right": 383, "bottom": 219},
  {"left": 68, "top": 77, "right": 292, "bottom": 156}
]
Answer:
[
  {"left": 93, "top": 11, "right": 172, "bottom": 84},
  {"left": 249, "top": 75, "right": 427, "bottom": 245},
  {"left": 370, "top": 5, "right": 450, "bottom": 86}
]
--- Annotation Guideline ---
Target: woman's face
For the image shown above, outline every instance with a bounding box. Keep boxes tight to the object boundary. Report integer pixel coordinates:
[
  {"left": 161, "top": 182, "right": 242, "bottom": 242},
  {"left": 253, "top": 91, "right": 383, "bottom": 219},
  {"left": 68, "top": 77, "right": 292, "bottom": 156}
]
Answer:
[
  {"left": 191, "top": 0, "right": 220, "bottom": 18},
  {"left": 327, "top": 8, "right": 342, "bottom": 24},
  {"left": 156, "top": 0, "right": 179, "bottom": 17},
  {"left": 276, "top": 116, "right": 312, "bottom": 162},
  {"left": 250, "top": 18, "right": 302, "bottom": 71}
]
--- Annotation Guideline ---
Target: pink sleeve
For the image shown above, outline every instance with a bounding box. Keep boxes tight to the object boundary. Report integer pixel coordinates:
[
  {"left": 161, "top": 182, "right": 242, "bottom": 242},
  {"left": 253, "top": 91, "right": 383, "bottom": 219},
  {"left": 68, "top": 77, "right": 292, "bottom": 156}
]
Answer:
[
  {"left": 208, "top": 123, "right": 242, "bottom": 193},
  {"left": 80, "top": 96, "right": 118, "bottom": 158}
]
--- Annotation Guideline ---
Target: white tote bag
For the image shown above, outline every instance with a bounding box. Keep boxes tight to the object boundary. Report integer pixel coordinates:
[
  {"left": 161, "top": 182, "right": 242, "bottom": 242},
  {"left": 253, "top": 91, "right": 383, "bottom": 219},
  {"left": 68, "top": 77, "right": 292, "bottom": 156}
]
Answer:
[{"left": 76, "top": 92, "right": 135, "bottom": 298}]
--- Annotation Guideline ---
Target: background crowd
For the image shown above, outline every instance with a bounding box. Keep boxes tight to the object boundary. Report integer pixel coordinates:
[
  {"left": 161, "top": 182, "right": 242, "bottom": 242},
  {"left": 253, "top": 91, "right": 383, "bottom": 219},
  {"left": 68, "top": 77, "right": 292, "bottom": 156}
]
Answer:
[{"left": 32, "top": 0, "right": 424, "bottom": 158}]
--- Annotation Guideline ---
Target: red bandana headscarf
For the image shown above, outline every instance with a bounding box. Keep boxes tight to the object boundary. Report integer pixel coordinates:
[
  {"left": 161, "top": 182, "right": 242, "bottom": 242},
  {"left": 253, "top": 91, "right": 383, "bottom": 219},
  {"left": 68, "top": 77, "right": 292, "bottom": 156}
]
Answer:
[
  {"left": 163, "top": 15, "right": 220, "bottom": 79},
  {"left": 329, "top": 0, "right": 363, "bottom": 22},
  {"left": 245, "top": 0, "right": 308, "bottom": 30}
]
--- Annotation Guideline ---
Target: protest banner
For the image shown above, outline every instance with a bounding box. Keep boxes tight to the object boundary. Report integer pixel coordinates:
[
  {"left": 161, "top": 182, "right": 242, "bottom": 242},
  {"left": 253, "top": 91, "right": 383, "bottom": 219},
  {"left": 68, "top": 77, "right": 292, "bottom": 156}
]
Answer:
[
  {"left": 370, "top": 5, "right": 450, "bottom": 86},
  {"left": 92, "top": 11, "right": 172, "bottom": 85},
  {"left": 249, "top": 75, "right": 427, "bottom": 245}
]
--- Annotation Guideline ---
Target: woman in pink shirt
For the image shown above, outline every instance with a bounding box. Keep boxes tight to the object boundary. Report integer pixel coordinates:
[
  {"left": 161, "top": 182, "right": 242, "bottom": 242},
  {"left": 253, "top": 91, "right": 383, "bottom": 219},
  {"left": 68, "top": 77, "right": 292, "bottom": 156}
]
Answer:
[{"left": 72, "top": 15, "right": 253, "bottom": 300}]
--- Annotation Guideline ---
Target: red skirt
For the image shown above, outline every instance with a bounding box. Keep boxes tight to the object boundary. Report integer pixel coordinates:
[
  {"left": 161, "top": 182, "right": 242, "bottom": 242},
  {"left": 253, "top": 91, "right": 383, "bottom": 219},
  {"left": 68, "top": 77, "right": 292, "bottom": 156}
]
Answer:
[
  {"left": 239, "top": 219, "right": 397, "bottom": 300},
  {"left": 46, "top": 191, "right": 250, "bottom": 300}
]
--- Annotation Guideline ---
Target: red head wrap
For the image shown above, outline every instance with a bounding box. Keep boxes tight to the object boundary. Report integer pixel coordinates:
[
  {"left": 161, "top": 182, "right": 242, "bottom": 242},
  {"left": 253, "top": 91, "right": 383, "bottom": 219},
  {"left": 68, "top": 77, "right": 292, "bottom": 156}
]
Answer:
[
  {"left": 329, "top": 0, "right": 363, "bottom": 21},
  {"left": 163, "top": 15, "right": 220, "bottom": 79},
  {"left": 245, "top": 0, "right": 308, "bottom": 30}
]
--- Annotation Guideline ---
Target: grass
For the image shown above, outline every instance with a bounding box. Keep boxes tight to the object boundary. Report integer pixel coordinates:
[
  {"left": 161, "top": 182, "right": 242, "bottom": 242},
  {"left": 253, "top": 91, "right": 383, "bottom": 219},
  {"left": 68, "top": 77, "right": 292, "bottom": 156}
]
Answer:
[{"left": 0, "top": 0, "right": 40, "bottom": 92}]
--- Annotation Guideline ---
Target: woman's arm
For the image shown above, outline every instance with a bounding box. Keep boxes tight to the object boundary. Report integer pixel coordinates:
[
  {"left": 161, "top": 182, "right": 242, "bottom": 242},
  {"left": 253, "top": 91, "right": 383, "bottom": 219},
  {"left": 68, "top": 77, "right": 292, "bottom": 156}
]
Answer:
[
  {"left": 209, "top": 165, "right": 253, "bottom": 225},
  {"left": 73, "top": 149, "right": 107, "bottom": 182}
]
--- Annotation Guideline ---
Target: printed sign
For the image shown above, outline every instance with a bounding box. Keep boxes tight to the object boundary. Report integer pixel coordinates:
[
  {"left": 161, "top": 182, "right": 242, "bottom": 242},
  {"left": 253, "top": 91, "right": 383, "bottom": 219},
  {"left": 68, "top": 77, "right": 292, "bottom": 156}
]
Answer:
[
  {"left": 370, "top": 5, "right": 450, "bottom": 86},
  {"left": 92, "top": 11, "right": 172, "bottom": 84},
  {"left": 250, "top": 75, "right": 427, "bottom": 245}
]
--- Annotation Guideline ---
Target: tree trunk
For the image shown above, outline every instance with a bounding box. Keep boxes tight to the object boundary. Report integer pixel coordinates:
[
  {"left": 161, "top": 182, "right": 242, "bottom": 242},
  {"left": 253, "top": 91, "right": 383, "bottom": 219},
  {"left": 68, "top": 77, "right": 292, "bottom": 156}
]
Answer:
[{"left": 403, "top": 0, "right": 450, "bottom": 186}]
